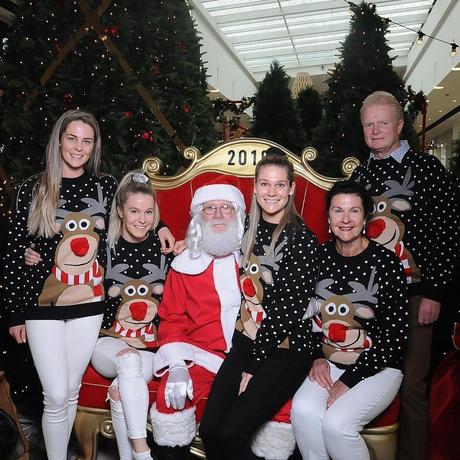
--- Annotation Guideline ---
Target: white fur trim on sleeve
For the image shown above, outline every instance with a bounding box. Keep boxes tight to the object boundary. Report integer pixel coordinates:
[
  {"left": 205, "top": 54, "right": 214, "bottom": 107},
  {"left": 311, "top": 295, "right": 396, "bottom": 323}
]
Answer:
[{"left": 153, "top": 342, "right": 195, "bottom": 376}]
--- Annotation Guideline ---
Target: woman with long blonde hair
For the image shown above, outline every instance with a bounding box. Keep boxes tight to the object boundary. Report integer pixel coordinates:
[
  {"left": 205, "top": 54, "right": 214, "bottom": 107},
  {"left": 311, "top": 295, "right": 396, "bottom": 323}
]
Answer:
[
  {"left": 91, "top": 170, "right": 173, "bottom": 460},
  {"left": 5, "top": 109, "right": 117, "bottom": 460}
]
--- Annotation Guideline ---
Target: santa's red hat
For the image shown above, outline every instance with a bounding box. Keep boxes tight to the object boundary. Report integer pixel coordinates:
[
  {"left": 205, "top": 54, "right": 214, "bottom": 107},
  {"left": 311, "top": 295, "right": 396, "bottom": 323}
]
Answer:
[{"left": 191, "top": 175, "right": 245, "bottom": 212}]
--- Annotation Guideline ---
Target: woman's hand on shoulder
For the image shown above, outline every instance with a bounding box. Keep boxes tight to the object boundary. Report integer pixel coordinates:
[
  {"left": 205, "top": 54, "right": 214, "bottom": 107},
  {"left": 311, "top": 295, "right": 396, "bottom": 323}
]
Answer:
[
  {"left": 9, "top": 325, "right": 27, "bottom": 344},
  {"left": 158, "top": 227, "right": 175, "bottom": 254},
  {"left": 24, "top": 243, "right": 42, "bottom": 266},
  {"left": 173, "top": 240, "right": 187, "bottom": 256},
  {"left": 309, "top": 358, "right": 332, "bottom": 390}
]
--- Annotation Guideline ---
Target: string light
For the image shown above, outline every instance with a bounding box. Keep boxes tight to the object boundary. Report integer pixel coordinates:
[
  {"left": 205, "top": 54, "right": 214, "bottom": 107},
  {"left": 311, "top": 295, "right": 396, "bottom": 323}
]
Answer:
[
  {"left": 417, "top": 31, "right": 424, "bottom": 46},
  {"left": 345, "top": 1, "right": 458, "bottom": 56}
]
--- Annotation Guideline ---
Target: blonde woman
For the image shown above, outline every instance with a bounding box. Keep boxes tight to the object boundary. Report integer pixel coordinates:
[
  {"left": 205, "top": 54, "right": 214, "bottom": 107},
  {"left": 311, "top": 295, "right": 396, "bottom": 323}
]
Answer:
[
  {"left": 91, "top": 170, "right": 173, "bottom": 460},
  {"left": 5, "top": 110, "right": 117, "bottom": 460}
]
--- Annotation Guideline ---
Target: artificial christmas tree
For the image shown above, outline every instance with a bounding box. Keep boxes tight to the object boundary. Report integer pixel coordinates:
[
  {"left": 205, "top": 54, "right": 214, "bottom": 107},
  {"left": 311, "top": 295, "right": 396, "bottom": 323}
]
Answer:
[
  {"left": 0, "top": 0, "right": 216, "bottom": 182},
  {"left": 252, "top": 61, "right": 305, "bottom": 154},
  {"left": 296, "top": 86, "right": 322, "bottom": 146},
  {"left": 313, "top": 1, "right": 424, "bottom": 174}
]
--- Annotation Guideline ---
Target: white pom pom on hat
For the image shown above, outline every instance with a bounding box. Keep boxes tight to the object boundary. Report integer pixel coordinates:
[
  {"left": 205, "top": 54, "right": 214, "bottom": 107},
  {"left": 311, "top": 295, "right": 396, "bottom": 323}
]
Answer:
[{"left": 191, "top": 174, "right": 245, "bottom": 212}]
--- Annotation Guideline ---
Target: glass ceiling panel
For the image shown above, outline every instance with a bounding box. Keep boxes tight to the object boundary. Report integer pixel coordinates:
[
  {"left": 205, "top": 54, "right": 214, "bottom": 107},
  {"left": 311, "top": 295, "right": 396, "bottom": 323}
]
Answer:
[{"left": 193, "top": 0, "right": 434, "bottom": 76}]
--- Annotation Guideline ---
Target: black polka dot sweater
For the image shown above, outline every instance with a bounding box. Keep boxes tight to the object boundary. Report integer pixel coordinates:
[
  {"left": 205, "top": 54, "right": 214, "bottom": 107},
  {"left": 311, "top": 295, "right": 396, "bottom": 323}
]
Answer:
[
  {"left": 101, "top": 231, "right": 171, "bottom": 349},
  {"left": 310, "top": 240, "right": 408, "bottom": 389},
  {"left": 351, "top": 149, "right": 460, "bottom": 301},
  {"left": 4, "top": 171, "right": 117, "bottom": 326},
  {"left": 235, "top": 217, "right": 319, "bottom": 373}
]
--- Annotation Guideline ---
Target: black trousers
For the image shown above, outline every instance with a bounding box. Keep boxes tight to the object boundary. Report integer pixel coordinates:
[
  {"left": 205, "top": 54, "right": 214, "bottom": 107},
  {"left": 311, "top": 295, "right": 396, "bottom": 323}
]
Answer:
[{"left": 199, "top": 335, "right": 311, "bottom": 460}]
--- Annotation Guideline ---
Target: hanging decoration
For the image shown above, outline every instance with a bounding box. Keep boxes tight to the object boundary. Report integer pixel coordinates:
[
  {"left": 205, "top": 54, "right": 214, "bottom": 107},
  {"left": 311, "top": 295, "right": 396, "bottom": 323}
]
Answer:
[{"left": 211, "top": 96, "right": 255, "bottom": 142}]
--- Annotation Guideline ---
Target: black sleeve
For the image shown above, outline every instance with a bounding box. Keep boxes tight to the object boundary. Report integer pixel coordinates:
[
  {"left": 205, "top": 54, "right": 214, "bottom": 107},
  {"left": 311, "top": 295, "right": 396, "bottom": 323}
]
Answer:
[
  {"left": 420, "top": 157, "right": 460, "bottom": 301},
  {"left": 3, "top": 178, "right": 36, "bottom": 326}
]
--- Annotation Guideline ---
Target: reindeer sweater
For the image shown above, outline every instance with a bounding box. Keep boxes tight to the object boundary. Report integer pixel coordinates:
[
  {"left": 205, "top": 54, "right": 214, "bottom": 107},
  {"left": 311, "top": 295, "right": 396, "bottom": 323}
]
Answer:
[
  {"left": 101, "top": 231, "right": 171, "bottom": 349},
  {"left": 310, "top": 240, "right": 408, "bottom": 389},
  {"left": 351, "top": 148, "right": 460, "bottom": 301},
  {"left": 4, "top": 171, "right": 117, "bottom": 326},
  {"left": 235, "top": 217, "right": 319, "bottom": 374}
]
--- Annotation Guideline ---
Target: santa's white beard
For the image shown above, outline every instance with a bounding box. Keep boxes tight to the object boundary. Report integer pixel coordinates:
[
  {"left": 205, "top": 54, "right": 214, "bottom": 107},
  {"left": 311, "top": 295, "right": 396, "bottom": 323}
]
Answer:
[{"left": 199, "top": 216, "right": 242, "bottom": 257}]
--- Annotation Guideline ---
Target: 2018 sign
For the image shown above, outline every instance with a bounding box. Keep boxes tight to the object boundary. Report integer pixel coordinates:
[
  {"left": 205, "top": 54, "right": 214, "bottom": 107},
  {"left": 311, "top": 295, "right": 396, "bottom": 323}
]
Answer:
[{"left": 227, "top": 149, "right": 268, "bottom": 166}]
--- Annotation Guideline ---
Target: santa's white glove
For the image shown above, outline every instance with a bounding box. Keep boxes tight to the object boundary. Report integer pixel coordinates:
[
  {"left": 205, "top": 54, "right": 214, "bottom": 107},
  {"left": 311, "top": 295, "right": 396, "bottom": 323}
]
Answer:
[{"left": 165, "top": 361, "right": 193, "bottom": 410}]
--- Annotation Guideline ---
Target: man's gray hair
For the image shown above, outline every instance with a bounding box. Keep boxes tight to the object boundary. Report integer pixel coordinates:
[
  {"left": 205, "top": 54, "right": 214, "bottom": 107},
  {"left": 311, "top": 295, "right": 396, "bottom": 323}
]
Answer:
[
  {"left": 360, "top": 91, "right": 404, "bottom": 122},
  {"left": 185, "top": 203, "right": 246, "bottom": 259}
]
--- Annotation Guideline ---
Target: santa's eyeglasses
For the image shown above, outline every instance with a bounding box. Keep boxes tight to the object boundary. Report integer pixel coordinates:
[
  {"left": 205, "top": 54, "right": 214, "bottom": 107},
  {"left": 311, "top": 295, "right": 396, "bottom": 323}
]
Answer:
[{"left": 202, "top": 204, "right": 235, "bottom": 215}]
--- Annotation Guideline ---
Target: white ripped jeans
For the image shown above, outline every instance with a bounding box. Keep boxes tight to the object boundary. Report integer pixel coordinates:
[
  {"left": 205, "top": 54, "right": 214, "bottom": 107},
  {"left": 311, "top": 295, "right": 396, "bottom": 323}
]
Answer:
[
  {"left": 291, "top": 363, "right": 403, "bottom": 460},
  {"left": 91, "top": 336, "right": 155, "bottom": 460},
  {"left": 26, "top": 314, "right": 103, "bottom": 460}
]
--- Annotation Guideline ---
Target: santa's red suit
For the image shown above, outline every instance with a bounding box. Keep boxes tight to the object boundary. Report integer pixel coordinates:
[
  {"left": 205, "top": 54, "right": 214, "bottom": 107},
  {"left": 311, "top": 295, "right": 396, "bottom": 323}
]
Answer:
[{"left": 149, "top": 248, "right": 241, "bottom": 447}]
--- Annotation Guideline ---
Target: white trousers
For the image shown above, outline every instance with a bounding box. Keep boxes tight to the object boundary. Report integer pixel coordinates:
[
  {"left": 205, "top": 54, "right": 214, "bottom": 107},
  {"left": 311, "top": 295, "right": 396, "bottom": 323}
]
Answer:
[
  {"left": 291, "top": 363, "right": 402, "bottom": 460},
  {"left": 91, "top": 337, "right": 155, "bottom": 460},
  {"left": 26, "top": 314, "right": 103, "bottom": 460}
]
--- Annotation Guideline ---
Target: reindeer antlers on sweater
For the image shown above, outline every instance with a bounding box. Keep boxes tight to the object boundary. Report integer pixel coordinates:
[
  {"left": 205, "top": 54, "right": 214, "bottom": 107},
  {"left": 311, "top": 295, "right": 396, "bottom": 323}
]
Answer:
[
  {"left": 55, "top": 184, "right": 108, "bottom": 223},
  {"left": 259, "top": 238, "right": 287, "bottom": 271},
  {"left": 382, "top": 167, "right": 415, "bottom": 199},
  {"left": 143, "top": 255, "right": 168, "bottom": 284}
]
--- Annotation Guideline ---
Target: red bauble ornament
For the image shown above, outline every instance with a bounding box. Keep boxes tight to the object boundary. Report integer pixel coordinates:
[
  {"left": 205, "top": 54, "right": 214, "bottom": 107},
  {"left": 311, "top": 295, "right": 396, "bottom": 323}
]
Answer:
[
  {"left": 142, "top": 130, "right": 155, "bottom": 142},
  {"left": 183, "top": 103, "right": 190, "bottom": 113},
  {"left": 124, "top": 111, "right": 133, "bottom": 119},
  {"left": 64, "top": 93, "right": 73, "bottom": 104},
  {"left": 111, "top": 26, "right": 119, "bottom": 35}
]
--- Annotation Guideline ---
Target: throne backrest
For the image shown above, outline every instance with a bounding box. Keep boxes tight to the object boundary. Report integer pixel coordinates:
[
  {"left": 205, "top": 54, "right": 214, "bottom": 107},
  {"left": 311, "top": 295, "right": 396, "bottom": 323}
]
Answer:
[{"left": 143, "top": 138, "right": 358, "bottom": 243}]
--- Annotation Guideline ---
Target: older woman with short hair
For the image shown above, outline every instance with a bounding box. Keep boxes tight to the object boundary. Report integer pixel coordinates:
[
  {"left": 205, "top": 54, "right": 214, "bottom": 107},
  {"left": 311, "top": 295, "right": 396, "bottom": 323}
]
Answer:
[{"left": 291, "top": 180, "right": 408, "bottom": 460}]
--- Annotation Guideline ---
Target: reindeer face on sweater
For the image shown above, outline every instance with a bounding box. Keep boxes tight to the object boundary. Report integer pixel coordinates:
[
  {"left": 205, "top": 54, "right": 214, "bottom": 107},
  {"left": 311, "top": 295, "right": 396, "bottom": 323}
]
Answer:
[
  {"left": 104, "top": 257, "right": 167, "bottom": 348},
  {"left": 320, "top": 294, "right": 374, "bottom": 364},
  {"left": 366, "top": 195, "right": 406, "bottom": 250},
  {"left": 364, "top": 168, "right": 420, "bottom": 283},
  {"left": 242, "top": 254, "right": 272, "bottom": 313},
  {"left": 54, "top": 212, "right": 104, "bottom": 275},
  {"left": 316, "top": 271, "right": 377, "bottom": 365},
  {"left": 38, "top": 211, "right": 105, "bottom": 306},
  {"left": 236, "top": 239, "right": 287, "bottom": 341},
  {"left": 108, "top": 279, "right": 161, "bottom": 332}
]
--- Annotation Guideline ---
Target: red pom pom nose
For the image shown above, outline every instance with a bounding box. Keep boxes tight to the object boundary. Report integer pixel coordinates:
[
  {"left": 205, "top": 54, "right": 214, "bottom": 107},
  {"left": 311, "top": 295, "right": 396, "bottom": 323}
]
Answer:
[
  {"left": 130, "top": 302, "right": 148, "bottom": 321},
  {"left": 70, "top": 237, "right": 89, "bottom": 257}
]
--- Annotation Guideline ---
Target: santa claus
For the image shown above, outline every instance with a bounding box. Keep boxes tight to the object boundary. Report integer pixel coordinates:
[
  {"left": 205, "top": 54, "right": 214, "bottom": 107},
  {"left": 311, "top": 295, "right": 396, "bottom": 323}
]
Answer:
[{"left": 150, "top": 176, "right": 246, "bottom": 459}]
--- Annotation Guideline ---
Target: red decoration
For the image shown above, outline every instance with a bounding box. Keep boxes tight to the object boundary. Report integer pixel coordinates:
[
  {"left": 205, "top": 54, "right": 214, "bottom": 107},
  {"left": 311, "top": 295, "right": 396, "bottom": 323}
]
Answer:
[
  {"left": 124, "top": 111, "right": 133, "bottom": 119},
  {"left": 141, "top": 131, "right": 155, "bottom": 142},
  {"left": 183, "top": 103, "right": 190, "bottom": 113},
  {"left": 103, "top": 25, "right": 119, "bottom": 36},
  {"left": 152, "top": 64, "right": 161, "bottom": 75},
  {"left": 64, "top": 93, "right": 73, "bottom": 104}
]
